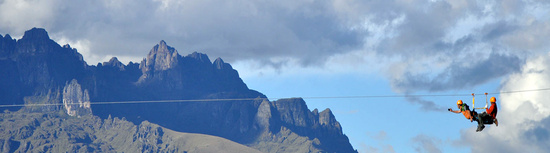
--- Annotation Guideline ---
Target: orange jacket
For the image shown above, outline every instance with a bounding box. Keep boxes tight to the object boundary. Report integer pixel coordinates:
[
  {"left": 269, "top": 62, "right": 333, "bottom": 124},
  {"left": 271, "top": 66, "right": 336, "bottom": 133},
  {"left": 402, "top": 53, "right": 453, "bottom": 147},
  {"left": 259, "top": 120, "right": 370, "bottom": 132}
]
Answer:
[{"left": 486, "top": 102, "right": 497, "bottom": 119}]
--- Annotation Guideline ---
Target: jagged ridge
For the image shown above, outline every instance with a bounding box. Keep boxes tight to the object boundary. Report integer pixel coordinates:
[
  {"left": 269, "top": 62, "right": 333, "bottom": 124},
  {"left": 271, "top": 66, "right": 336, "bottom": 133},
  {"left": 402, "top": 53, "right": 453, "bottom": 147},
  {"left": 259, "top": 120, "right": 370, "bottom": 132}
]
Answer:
[{"left": 0, "top": 28, "right": 357, "bottom": 153}]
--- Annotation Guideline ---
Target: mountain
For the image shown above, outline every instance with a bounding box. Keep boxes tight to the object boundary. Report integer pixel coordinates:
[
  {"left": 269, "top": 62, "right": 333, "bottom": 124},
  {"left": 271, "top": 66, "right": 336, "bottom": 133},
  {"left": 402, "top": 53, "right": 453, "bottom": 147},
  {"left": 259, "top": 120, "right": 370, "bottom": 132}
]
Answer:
[
  {"left": 0, "top": 28, "right": 357, "bottom": 152},
  {"left": 0, "top": 28, "right": 88, "bottom": 113},
  {"left": 0, "top": 111, "right": 262, "bottom": 153}
]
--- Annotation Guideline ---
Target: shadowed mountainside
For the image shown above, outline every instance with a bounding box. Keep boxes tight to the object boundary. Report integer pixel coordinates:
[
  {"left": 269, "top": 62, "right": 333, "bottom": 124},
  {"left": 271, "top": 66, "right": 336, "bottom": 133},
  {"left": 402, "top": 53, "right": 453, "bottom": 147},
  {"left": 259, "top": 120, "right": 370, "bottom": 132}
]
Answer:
[{"left": 0, "top": 28, "right": 356, "bottom": 153}]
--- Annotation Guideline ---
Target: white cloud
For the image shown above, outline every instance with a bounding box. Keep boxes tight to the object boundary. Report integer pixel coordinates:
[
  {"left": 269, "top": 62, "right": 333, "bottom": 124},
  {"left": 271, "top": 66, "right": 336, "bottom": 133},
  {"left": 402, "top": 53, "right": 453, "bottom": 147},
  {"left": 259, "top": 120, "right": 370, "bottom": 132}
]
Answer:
[
  {"left": 54, "top": 37, "right": 98, "bottom": 64},
  {"left": 460, "top": 53, "right": 550, "bottom": 152},
  {"left": 1, "top": 0, "right": 369, "bottom": 67},
  {"left": 2, "top": 0, "right": 550, "bottom": 152},
  {"left": 374, "top": 0, "right": 550, "bottom": 93},
  {"left": 502, "top": 20, "right": 550, "bottom": 53},
  {"left": 0, "top": 0, "right": 60, "bottom": 33},
  {"left": 224, "top": 0, "right": 548, "bottom": 96},
  {"left": 1, "top": 0, "right": 549, "bottom": 99}
]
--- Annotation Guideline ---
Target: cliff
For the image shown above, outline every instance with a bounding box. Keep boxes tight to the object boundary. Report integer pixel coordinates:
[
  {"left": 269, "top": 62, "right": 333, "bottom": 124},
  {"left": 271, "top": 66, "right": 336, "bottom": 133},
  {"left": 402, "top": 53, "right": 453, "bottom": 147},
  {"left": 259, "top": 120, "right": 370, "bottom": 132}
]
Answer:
[{"left": 0, "top": 28, "right": 357, "bottom": 153}]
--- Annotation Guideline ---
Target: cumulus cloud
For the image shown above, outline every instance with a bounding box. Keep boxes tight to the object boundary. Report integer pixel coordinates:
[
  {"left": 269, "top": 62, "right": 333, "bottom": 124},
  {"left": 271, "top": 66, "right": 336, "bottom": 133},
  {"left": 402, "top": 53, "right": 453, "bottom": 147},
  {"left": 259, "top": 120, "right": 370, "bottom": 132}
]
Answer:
[
  {"left": 393, "top": 52, "right": 524, "bottom": 92},
  {"left": 0, "top": 0, "right": 61, "bottom": 34},
  {"left": 1, "top": 0, "right": 548, "bottom": 93},
  {"left": 405, "top": 96, "right": 446, "bottom": 112},
  {"left": 459, "top": 53, "right": 550, "bottom": 152},
  {"left": 367, "top": 0, "right": 548, "bottom": 93},
  {"left": 0, "top": 0, "right": 365, "bottom": 66},
  {"left": 502, "top": 20, "right": 550, "bottom": 52},
  {"left": 2, "top": 0, "right": 550, "bottom": 152}
]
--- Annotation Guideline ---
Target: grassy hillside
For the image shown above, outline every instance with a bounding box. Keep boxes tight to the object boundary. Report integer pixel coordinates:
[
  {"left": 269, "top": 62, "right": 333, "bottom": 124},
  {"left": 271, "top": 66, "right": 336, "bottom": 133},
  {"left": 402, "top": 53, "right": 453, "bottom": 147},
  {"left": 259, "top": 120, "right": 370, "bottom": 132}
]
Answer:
[{"left": 0, "top": 110, "right": 261, "bottom": 153}]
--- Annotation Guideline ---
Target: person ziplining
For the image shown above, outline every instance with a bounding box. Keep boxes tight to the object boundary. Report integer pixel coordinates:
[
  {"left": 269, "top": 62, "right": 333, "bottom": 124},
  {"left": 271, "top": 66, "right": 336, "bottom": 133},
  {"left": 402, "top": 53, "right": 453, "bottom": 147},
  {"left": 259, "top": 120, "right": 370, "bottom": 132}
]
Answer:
[
  {"left": 448, "top": 99, "right": 483, "bottom": 131},
  {"left": 448, "top": 93, "right": 498, "bottom": 132},
  {"left": 477, "top": 93, "right": 499, "bottom": 127}
]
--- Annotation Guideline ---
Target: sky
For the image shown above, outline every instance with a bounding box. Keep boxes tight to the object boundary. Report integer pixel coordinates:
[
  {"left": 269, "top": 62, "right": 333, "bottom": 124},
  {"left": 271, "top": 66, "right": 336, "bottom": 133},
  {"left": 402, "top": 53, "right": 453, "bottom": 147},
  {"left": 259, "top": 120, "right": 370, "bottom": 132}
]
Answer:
[{"left": 1, "top": 0, "right": 550, "bottom": 152}]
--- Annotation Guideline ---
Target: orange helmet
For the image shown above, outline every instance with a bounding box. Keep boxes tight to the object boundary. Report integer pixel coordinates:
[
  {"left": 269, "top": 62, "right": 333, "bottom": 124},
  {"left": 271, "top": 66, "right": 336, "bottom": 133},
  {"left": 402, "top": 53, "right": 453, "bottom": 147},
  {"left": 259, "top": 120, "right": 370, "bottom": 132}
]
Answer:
[
  {"left": 457, "top": 100, "right": 463, "bottom": 105},
  {"left": 490, "top": 97, "right": 496, "bottom": 103}
]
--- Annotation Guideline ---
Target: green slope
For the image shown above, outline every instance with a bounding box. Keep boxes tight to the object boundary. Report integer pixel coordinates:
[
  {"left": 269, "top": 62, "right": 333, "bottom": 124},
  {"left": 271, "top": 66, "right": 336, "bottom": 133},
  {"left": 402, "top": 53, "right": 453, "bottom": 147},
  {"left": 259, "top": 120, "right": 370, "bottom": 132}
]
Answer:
[{"left": 0, "top": 110, "right": 261, "bottom": 153}]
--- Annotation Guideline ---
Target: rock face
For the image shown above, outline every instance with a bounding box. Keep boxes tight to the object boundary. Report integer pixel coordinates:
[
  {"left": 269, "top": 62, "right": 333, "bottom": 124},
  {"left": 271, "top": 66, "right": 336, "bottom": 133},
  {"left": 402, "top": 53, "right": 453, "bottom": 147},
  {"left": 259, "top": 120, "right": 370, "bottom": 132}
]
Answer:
[
  {"left": 0, "top": 28, "right": 357, "bottom": 152},
  {"left": 0, "top": 28, "right": 88, "bottom": 112},
  {"left": 135, "top": 41, "right": 250, "bottom": 100},
  {"left": 137, "top": 40, "right": 179, "bottom": 84},
  {"left": 102, "top": 57, "right": 125, "bottom": 71},
  {"left": 141, "top": 40, "right": 179, "bottom": 72},
  {"left": 257, "top": 98, "right": 354, "bottom": 153},
  {"left": 62, "top": 79, "right": 92, "bottom": 117}
]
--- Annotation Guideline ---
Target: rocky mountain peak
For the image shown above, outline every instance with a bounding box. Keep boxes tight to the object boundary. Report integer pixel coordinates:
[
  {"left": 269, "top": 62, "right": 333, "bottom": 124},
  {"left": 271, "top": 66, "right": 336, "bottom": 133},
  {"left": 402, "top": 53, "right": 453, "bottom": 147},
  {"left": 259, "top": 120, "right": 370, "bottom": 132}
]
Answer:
[
  {"left": 21, "top": 27, "right": 50, "bottom": 41},
  {"left": 213, "top": 57, "right": 230, "bottom": 70},
  {"left": 103, "top": 57, "right": 125, "bottom": 70},
  {"left": 159, "top": 40, "right": 167, "bottom": 47},
  {"left": 0, "top": 34, "right": 16, "bottom": 57},
  {"left": 273, "top": 98, "right": 314, "bottom": 127},
  {"left": 107, "top": 57, "right": 121, "bottom": 64},
  {"left": 16, "top": 27, "right": 58, "bottom": 54},
  {"left": 0, "top": 28, "right": 356, "bottom": 152},
  {"left": 319, "top": 108, "right": 341, "bottom": 131},
  {"left": 187, "top": 52, "right": 211, "bottom": 64},
  {"left": 141, "top": 40, "right": 179, "bottom": 72},
  {"left": 272, "top": 98, "right": 343, "bottom": 133},
  {"left": 2, "top": 34, "right": 11, "bottom": 40},
  {"left": 62, "top": 44, "right": 71, "bottom": 49}
]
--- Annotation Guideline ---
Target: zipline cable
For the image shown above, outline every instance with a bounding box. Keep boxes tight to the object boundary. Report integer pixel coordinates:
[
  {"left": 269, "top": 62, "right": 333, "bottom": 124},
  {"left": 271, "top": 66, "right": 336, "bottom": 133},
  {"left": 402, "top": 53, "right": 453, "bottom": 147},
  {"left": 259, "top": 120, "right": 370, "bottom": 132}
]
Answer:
[
  {"left": 0, "top": 98, "right": 262, "bottom": 108},
  {"left": 2, "top": 87, "right": 550, "bottom": 108}
]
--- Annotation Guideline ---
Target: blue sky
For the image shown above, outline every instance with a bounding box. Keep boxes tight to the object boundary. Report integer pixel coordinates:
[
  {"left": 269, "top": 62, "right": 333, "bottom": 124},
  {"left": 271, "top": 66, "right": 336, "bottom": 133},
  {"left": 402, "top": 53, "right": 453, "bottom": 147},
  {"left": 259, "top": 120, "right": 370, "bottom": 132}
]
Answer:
[
  {"left": 240, "top": 67, "right": 502, "bottom": 152},
  {"left": 2, "top": 0, "right": 550, "bottom": 152}
]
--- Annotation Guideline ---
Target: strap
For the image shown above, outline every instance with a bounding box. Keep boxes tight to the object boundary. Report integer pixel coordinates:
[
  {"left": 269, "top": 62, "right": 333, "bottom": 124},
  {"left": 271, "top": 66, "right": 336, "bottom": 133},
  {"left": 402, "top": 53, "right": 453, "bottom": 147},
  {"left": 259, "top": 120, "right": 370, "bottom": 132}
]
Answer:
[
  {"left": 472, "top": 93, "right": 475, "bottom": 110},
  {"left": 484, "top": 93, "right": 488, "bottom": 109}
]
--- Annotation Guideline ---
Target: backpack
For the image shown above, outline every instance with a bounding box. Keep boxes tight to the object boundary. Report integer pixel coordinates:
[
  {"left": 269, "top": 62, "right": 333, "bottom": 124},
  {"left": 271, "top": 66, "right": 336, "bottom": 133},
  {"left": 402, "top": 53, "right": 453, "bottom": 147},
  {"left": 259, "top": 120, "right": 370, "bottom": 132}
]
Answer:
[
  {"left": 461, "top": 104, "right": 475, "bottom": 120},
  {"left": 461, "top": 104, "right": 470, "bottom": 111}
]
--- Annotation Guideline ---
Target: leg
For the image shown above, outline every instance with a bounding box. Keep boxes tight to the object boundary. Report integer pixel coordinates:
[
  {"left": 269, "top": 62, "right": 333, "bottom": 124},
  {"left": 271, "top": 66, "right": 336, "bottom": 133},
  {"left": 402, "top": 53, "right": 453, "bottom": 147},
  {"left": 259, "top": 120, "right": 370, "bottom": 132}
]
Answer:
[
  {"left": 479, "top": 112, "right": 493, "bottom": 124},
  {"left": 476, "top": 112, "right": 485, "bottom": 132}
]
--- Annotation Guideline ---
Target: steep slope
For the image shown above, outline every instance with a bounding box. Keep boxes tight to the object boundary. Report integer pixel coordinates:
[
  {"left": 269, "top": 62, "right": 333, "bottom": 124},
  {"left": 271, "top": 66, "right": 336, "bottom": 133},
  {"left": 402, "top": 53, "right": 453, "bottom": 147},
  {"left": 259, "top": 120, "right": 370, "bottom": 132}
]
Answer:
[
  {"left": 248, "top": 98, "right": 356, "bottom": 153},
  {"left": 0, "top": 28, "right": 89, "bottom": 112},
  {"left": 0, "top": 111, "right": 262, "bottom": 153},
  {"left": 0, "top": 28, "right": 357, "bottom": 152},
  {"left": 91, "top": 40, "right": 268, "bottom": 143}
]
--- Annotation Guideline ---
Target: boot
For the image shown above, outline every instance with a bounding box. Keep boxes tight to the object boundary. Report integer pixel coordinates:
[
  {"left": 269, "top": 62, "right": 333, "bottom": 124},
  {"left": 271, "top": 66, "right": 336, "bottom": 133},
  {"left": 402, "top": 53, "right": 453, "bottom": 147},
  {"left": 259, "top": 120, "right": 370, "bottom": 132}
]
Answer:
[
  {"left": 476, "top": 125, "right": 485, "bottom": 132},
  {"left": 494, "top": 118, "right": 498, "bottom": 127}
]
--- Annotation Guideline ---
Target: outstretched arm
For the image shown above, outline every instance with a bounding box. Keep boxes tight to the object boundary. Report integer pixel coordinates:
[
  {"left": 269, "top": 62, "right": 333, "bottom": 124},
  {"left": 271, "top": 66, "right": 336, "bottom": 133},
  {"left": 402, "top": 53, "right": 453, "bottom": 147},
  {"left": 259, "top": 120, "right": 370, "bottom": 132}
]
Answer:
[{"left": 448, "top": 108, "right": 461, "bottom": 113}]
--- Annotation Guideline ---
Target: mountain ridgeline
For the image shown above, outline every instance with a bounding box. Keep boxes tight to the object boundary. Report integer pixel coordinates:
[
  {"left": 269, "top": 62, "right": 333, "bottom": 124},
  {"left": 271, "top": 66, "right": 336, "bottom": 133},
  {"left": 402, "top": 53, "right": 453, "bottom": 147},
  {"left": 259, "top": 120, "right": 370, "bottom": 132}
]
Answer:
[{"left": 0, "top": 28, "right": 356, "bottom": 152}]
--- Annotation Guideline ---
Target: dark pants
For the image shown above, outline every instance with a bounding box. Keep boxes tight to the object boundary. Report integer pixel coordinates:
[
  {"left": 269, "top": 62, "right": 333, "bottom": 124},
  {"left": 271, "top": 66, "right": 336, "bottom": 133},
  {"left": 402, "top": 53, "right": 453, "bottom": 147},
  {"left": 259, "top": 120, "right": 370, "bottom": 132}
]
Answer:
[
  {"left": 478, "top": 112, "right": 494, "bottom": 124},
  {"left": 470, "top": 111, "right": 484, "bottom": 130}
]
